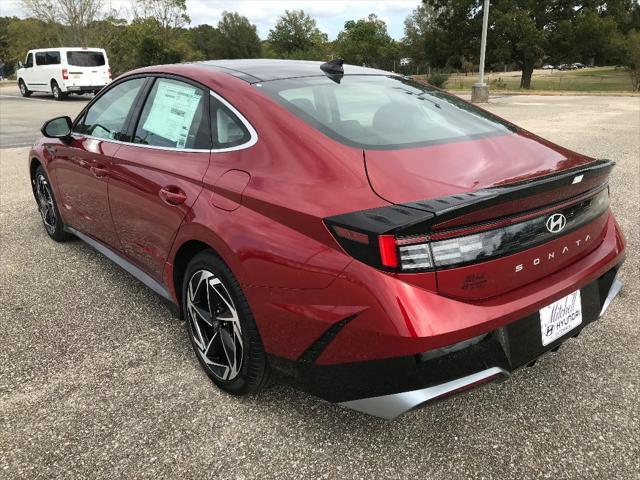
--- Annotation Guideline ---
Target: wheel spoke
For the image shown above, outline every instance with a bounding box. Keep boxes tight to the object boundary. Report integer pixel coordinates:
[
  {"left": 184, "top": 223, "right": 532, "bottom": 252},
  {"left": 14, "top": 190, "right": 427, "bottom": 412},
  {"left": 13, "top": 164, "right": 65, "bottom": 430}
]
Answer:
[
  {"left": 35, "top": 175, "right": 56, "bottom": 232},
  {"left": 186, "top": 268, "right": 243, "bottom": 382}
]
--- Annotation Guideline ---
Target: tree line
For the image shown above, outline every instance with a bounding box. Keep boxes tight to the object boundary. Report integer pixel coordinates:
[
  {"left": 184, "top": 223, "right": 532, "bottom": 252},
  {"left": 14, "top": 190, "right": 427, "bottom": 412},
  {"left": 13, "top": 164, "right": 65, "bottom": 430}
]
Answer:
[{"left": 1, "top": 0, "right": 639, "bottom": 90}]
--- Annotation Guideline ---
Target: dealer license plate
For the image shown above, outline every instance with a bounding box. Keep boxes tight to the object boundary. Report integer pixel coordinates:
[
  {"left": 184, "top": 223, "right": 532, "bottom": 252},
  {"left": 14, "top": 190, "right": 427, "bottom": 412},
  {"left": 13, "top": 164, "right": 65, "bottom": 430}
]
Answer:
[{"left": 539, "top": 290, "right": 582, "bottom": 347}]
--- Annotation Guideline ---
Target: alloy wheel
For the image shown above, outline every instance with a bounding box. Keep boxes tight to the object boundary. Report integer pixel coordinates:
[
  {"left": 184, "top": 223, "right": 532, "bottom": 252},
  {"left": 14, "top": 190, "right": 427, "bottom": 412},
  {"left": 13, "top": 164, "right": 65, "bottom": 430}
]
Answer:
[
  {"left": 186, "top": 269, "right": 243, "bottom": 381},
  {"left": 52, "top": 85, "right": 60, "bottom": 100},
  {"left": 20, "top": 82, "right": 26, "bottom": 95},
  {"left": 35, "top": 174, "right": 56, "bottom": 234}
]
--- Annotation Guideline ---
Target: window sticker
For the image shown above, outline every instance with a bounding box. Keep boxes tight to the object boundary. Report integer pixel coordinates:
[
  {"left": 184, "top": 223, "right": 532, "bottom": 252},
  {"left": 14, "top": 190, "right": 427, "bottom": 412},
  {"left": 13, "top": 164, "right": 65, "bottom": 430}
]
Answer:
[{"left": 142, "top": 81, "right": 202, "bottom": 148}]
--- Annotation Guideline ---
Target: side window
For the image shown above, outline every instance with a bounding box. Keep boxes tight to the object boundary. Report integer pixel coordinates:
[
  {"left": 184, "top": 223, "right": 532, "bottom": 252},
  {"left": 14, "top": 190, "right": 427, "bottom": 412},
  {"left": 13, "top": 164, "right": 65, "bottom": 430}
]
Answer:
[
  {"left": 133, "top": 78, "right": 210, "bottom": 150},
  {"left": 210, "top": 96, "right": 251, "bottom": 148},
  {"left": 46, "top": 51, "right": 61, "bottom": 65},
  {"left": 35, "top": 52, "right": 46, "bottom": 65},
  {"left": 76, "top": 78, "right": 145, "bottom": 141},
  {"left": 24, "top": 53, "right": 33, "bottom": 68}
]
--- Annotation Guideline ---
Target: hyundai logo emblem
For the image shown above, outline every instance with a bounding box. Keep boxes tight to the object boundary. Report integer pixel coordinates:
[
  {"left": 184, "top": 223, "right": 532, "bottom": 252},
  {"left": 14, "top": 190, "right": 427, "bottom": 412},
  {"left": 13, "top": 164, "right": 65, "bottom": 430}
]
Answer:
[{"left": 546, "top": 213, "right": 567, "bottom": 233}]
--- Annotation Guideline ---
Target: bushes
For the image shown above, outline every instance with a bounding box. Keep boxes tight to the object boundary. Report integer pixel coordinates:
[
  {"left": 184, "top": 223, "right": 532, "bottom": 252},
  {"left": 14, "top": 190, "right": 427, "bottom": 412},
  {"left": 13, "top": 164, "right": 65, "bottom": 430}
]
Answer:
[{"left": 426, "top": 71, "right": 450, "bottom": 88}]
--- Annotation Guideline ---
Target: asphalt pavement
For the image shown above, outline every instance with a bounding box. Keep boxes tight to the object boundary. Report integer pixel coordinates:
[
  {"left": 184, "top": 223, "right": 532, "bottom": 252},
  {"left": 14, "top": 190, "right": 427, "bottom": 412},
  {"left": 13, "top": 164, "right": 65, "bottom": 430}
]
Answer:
[
  {"left": 0, "top": 84, "right": 90, "bottom": 148},
  {"left": 1, "top": 92, "right": 638, "bottom": 479}
]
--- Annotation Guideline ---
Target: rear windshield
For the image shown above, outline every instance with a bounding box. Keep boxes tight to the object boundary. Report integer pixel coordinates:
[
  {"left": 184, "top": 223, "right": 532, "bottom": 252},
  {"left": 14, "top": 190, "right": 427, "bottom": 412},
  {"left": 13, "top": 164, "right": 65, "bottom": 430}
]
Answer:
[
  {"left": 259, "top": 75, "right": 514, "bottom": 150},
  {"left": 66, "top": 51, "right": 105, "bottom": 67}
]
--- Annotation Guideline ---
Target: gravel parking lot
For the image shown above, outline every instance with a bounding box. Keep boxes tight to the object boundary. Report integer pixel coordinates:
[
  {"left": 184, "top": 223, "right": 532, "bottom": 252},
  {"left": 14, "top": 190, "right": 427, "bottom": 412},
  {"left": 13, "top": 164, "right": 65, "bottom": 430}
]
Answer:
[{"left": 1, "top": 93, "right": 638, "bottom": 479}]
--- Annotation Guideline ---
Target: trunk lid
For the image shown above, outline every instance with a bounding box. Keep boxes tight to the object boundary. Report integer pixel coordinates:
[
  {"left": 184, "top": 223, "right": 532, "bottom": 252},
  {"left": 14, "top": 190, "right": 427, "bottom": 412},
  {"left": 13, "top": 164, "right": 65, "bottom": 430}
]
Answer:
[{"left": 364, "top": 132, "right": 595, "bottom": 214}]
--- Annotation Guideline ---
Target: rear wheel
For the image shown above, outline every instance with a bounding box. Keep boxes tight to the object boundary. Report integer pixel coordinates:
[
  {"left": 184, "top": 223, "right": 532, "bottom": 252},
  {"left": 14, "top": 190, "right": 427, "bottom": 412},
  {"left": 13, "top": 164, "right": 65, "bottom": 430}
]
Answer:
[
  {"left": 182, "top": 250, "right": 270, "bottom": 395},
  {"left": 19, "top": 80, "right": 32, "bottom": 97},
  {"left": 33, "top": 166, "right": 70, "bottom": 242},
  {"left": 51, "top": 81, "right": 66, "bottom": 101}
]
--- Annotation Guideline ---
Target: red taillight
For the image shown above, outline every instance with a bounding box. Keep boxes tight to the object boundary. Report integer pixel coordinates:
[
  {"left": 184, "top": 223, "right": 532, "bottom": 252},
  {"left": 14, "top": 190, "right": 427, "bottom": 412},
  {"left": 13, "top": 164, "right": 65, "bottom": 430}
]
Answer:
[
  {"left": 378, "top": 235, "right": 398, "bottom": 268},
  {"left": 108, "top": 68, "right": 112, "bottom": 79},
  {"left": 62, "top": 68, "right": 68, "bottom": 80}
]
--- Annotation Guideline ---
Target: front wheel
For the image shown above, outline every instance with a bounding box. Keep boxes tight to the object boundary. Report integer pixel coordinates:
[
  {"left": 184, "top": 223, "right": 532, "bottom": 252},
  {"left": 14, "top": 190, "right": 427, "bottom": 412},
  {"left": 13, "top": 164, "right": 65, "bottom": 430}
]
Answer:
[
  {"left": 33, "top": 166, "right": 70, "bottom": 242},
  {"left": 19, "top": 80, "right": 32, "bottom": 97},
  {"left": 182, "top": 251, "right": 271, "bottom": 395}
]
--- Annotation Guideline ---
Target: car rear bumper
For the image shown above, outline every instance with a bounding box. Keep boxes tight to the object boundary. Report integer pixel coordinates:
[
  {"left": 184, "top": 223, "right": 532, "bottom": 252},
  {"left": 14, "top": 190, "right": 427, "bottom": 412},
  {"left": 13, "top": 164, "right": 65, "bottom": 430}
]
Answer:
[
  {"left": 269, "top": 265, "right": 623, "bottom": 418},
  {"left": 62, "top": 84, "right": 107, "bottom": 92}
]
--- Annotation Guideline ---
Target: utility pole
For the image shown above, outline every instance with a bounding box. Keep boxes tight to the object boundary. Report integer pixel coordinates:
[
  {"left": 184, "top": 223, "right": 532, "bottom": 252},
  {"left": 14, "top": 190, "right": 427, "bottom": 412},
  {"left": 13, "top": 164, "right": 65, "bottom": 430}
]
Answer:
[{"left": 471, "top": 0, "right": 490, "bottom": 103}]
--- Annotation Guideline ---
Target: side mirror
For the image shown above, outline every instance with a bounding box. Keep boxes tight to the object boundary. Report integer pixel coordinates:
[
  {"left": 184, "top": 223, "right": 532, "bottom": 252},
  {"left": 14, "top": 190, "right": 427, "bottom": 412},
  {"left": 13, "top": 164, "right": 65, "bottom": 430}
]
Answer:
[
  {"left": 18, "top": 61, "right": 24, "bottom": 69},
  {"left": 41, "top": 116, "right": 72, "bottom": 141}
]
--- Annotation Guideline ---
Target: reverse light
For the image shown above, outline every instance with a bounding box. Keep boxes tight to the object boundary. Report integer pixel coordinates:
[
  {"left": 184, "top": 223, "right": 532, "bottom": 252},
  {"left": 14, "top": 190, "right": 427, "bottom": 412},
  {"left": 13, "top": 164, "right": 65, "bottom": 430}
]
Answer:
[{"left": 62, "top": 68, "right": 69, "bottom": 80}]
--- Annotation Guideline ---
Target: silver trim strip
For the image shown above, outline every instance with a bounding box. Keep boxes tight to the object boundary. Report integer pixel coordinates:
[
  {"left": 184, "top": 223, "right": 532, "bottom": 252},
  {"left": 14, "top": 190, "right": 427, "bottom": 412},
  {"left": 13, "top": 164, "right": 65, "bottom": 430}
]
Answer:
[
  {"left": 339, "top": 367, "right": 509, "bottom": 419},
  {"left": 600, "top": 278, "right": 622, "bottom": 316},
  {"left": 72, "top": 89, "right": 258, "bottom": 154},
  {"left": 209, "top": 90, "right": 259, "bottom": 152},
  {"left": 66, "top": 227, "right": 173, "bottom": 302}
]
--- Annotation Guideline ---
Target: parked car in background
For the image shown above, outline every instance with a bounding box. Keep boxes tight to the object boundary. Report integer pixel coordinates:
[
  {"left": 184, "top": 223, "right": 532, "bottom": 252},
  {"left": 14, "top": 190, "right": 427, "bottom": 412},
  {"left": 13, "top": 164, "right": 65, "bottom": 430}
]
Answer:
[
  {"left": 541, "top": 64, "right": 555, "bottom": 70},
  {"left": 572, "top": 62, "right": 586, "bottom": 69},
  {"left": 17, "top": 47, "right": 111, "bottom": 100},
  {"left": 28, "top": 59, "right": 626, "bottom": 418}
]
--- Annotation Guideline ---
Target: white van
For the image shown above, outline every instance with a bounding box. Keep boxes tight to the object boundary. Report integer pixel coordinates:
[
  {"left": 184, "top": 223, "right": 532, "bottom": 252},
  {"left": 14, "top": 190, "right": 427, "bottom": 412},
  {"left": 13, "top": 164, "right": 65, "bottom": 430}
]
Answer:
[{"left": 17, "top": 47, "right": 112, "bottom": 100}]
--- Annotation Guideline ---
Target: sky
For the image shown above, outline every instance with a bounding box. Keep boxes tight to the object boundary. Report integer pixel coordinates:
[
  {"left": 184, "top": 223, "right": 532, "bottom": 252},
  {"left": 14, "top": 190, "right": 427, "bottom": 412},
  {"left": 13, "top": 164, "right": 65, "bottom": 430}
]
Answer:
[{"left": 0, "top": 0, "right": 422, "bottom": 40}]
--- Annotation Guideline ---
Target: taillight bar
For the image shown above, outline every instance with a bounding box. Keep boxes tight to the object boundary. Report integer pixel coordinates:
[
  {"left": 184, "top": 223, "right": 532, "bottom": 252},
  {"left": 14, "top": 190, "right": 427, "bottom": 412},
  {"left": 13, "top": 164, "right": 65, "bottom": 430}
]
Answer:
[
  {"left": 62, "top": 68, "right": 69, "bottom": 80},
  {"left": 328, "top": 186, "right": 610, "bottom": 273}
]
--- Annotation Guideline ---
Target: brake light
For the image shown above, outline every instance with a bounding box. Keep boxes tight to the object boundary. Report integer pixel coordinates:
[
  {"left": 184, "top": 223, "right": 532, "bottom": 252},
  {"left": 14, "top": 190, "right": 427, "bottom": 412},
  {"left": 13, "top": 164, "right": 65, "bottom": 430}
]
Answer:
[
  {"left": 62, "top": 69, "right": 68, "bottom": 80},
  {"left": 378, "top": 235, "right": 398, "bottom": 268},
  {"left": 108, "top": 68, "right": 112, "bottom": 79}
]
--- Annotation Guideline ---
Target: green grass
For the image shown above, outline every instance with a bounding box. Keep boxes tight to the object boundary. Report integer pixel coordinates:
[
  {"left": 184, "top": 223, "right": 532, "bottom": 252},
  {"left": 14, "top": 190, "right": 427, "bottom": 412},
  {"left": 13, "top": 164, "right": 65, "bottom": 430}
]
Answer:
[{"left": 434, "top": 67, "right": 635, "bottom": 93}]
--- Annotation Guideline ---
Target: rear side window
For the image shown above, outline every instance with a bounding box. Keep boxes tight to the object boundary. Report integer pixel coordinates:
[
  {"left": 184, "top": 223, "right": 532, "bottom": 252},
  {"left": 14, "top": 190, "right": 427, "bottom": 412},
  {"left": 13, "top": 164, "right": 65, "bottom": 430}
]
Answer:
[
  {"left": 210, "top": 96, "right": 251, "bottom": 148},
  {"left": 66, "top": 51, "right": 105, "bottom": 67},
  {"left": 76, "top": 78, "right": 145, "bottom": 140},
  {"left": 133, "top": 78, "right": 210, "bottom": 150},
  {"left": 35, "top": 51, "right": 60, "bottom": 65},
  {"left": 260, "top": 75, "right": 514, "bottom": 150}
]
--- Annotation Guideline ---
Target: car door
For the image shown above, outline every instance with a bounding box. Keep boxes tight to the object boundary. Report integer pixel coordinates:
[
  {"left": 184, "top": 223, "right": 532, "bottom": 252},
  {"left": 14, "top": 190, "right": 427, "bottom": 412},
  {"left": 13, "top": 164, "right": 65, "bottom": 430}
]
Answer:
[
  {"left": 34, "top": 51, "right": 55, "bottom": 90},
  {"left": 22, "top": 52, "right": 38, "bottom": 89},
  {"left": 108, "top": 76, "right": 212, "bottom": 278},
  {"left": 53, "top": 77, "right": 147, "bottom": 247}
]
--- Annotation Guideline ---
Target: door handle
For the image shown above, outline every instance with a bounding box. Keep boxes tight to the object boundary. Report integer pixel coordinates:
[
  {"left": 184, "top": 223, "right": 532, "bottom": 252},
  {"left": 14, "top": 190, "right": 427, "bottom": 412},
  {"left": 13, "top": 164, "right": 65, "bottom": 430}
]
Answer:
[
  {"left": 159, "top": 186, "right": 187, "bottom": 206},
  {"left": 90, "top": 165, "right": 109, "bottom": 178}
]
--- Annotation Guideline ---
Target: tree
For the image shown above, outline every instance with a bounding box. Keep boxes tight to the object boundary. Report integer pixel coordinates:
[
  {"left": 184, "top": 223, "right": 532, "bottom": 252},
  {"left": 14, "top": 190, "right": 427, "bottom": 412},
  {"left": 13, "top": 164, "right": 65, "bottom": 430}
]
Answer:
[
  {"left": 267, "top": 10, "right": 327, "bottom": 58},
  {"left": 422, "top": 0, "right": 638, "bottom": 89},
  {"left": 573, "top": 9, "right": 624, "bottom": 65},
  {"left": 20, "top": 0, "right": 104, "bottom": 44},
  {"left": 132, "top": 0, "right": 190, "bottom": 30},
  {"left": 214, "top": 11, "right": 261, "bottom": 59},
  {"left": 626, "top": 29, "right": 640, "bottom": 90},
  {"left": 403, "top": 4, "right": 438, "bottom": 67},
  {"left": 335, "top": 14, "right": 399, "bottom": 69},
  {"left": 189, "top": 24, "right": 219, "bottom": 59}
]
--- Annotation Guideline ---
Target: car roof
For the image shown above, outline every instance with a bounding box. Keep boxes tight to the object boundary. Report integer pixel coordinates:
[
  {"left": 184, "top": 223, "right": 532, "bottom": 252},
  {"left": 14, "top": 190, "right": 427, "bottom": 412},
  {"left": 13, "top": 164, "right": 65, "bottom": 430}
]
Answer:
[
  {"left": 28, "top": 47, "right": 105, "bottom": 53},
  {"left": 195, "top": 59, "right": 397, "bottom": 83}
]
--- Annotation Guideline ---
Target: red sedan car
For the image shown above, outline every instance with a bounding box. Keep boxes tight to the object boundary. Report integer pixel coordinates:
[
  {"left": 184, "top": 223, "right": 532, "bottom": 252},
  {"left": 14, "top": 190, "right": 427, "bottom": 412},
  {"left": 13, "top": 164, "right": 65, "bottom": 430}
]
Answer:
[{"left": 30, "top": 59, "right": 625, "bottom": 418}]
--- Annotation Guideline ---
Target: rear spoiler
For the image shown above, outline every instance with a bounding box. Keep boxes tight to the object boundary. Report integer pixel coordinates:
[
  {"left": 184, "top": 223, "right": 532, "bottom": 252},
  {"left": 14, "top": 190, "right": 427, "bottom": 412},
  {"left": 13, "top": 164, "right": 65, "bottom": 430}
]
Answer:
[{"left": 326, "top": 159, "right": 614, "bottom": 237}]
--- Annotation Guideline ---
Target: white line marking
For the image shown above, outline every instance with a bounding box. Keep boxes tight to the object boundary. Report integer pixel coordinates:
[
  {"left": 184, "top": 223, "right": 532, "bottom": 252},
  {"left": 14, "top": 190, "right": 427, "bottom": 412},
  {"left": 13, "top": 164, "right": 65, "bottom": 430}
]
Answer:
[{"left": 0, "top": 94, "right": 53, "bottom": 103}]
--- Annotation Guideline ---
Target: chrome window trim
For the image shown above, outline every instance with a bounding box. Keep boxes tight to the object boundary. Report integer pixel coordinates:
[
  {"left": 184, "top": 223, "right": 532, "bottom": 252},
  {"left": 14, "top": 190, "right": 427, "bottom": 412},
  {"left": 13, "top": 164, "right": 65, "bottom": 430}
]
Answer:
[
  {"left": 72, "top": 88, "right": 259, "bottom": 154},
  {"left": 209, "top": 90, "right": 258, "bottom": 152}
]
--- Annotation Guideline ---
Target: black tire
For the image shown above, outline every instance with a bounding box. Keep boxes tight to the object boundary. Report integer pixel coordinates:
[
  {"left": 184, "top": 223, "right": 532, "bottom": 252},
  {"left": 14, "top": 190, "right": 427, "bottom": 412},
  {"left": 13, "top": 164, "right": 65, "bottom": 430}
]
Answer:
[
  {"left": 51, "top": 81, "right": 66, "bottom": 101},
  {"left": 182, "top": 250, "right": 270, "bottom": 395},
  {"left": 33, "top": 166, "right": 71, "bottom": 242},
  {"left": 19, "top": 79, "right": 32, "bottom": 97}
]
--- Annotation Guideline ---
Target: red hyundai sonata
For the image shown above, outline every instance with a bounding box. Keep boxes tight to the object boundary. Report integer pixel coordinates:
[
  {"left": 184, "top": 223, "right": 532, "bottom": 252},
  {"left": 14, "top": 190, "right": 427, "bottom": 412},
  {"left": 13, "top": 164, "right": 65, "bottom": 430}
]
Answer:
[{"left": 30, "top": 59, "right": 625, "bottom": 418}]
